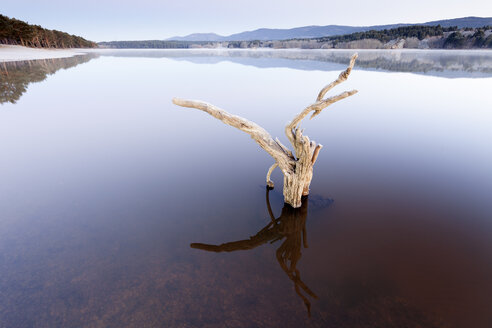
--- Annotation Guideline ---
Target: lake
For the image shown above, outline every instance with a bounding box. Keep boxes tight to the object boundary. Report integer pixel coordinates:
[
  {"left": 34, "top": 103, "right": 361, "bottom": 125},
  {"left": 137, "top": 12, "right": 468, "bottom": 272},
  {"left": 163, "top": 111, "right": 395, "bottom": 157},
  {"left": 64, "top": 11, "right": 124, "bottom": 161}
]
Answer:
[{"left": 1, "top": 49, "right": 492, "bottom": 327}]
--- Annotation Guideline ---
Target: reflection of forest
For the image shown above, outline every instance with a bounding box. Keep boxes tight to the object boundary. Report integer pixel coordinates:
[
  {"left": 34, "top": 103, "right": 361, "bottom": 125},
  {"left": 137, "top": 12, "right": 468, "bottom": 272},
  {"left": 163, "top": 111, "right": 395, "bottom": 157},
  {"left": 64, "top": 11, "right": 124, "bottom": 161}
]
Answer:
[
  {"left": 2, "top": 49, "right": 490, "bottom": 104},
  {"left": 0, "top": 54, "right": 98, "bottom": 104},
  {"left": 313, "top": 50, "right": 492, "bottom": 76},
  {"left": 99, "top": 49, "right": 492, "bottom": 77}
]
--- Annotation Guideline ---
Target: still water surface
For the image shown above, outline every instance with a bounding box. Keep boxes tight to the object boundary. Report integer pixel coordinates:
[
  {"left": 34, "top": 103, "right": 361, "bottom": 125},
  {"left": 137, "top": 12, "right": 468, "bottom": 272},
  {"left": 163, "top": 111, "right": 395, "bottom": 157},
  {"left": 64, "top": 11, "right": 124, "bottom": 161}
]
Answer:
[{"left": 1, "top": 49, "right": 492, "bottom": 327}]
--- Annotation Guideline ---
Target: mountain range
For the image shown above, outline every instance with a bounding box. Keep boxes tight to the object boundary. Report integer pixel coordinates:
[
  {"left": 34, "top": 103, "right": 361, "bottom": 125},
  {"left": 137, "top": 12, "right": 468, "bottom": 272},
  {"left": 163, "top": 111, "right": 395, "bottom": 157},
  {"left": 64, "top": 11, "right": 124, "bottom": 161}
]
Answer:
[{"left": 167, "top": 17, "right": 492, "bottom": 41}]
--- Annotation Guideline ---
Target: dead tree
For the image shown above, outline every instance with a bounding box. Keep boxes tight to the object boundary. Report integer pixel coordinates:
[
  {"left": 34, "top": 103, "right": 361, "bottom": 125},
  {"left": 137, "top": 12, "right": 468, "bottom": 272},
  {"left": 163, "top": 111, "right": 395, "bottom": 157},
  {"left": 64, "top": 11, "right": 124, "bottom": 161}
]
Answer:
[{"left": 173, "top": 54, "right": 358, "bottom": 208}]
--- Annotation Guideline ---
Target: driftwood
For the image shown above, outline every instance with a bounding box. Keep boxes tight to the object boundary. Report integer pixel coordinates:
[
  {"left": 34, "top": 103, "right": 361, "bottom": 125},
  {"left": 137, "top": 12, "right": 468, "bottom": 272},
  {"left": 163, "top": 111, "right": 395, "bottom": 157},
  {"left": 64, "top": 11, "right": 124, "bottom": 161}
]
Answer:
[
  {"left": 173, "top": 54, "right": 358, "bottom": 208},
  {"left": 191, "top": 188, "right": 318, "bottom": 316}
]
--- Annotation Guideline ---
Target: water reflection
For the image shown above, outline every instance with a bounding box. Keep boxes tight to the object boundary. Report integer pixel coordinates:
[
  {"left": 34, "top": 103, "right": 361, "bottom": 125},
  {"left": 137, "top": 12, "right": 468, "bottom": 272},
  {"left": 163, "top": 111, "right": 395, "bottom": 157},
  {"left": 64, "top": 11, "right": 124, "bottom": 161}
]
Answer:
[
  {"left": 191, "top": 188, "right": 333, "bottom": 316},
  {"left": 0, "top": 49, "right": 491, "bottom": 327},
  {"left": 0, "top": 54, "right": 98, "bottom": 104},
  {"left": 98, "top": 49, "right": 492, "bottom": 77}
]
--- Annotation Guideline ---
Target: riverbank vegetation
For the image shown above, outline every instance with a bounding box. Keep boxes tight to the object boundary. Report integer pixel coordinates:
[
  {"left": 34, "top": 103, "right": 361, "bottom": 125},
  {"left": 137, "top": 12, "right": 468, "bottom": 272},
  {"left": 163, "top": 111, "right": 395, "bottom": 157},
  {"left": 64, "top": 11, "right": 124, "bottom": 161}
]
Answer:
[
  {"left": 100, "top": 25, "right": 492, "bottom": 50},
  {"left": 0, "top": 14, "right": 96, "bottom": 48}
]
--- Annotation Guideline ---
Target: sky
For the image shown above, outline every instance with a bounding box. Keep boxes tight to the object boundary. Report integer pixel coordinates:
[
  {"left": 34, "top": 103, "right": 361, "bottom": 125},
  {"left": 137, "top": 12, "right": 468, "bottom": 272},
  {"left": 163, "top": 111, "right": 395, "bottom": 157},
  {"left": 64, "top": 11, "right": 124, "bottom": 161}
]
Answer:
[{"left": 2, "top": 0, "right": 491, "bottom": 42}]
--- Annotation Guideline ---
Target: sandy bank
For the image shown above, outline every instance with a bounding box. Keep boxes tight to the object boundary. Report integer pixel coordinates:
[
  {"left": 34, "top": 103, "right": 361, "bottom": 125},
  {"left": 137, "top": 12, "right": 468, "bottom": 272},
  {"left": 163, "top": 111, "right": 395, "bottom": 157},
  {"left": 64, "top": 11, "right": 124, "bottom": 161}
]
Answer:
[{"left": 0, "top": 45, "right": 91, "bottom": 62}]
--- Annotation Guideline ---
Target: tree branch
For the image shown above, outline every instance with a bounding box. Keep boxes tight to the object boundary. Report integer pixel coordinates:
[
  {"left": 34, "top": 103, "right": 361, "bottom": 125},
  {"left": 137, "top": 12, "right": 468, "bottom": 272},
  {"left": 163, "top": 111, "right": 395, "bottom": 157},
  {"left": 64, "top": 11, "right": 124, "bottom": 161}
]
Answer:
[
  {"left": 266, "top": 162, "right": 278, "bottom": 188},
  {"left": 173, "top": 98, "right": 295, "bottom": 173},
  {"left": 285, "top": 54, "right": 358, "bottom": 147},
  {"left": 311, "top": 144, "right": 322, "bottom": 165},
  {"left": 316, "top": 53, "right": 358, "bottom": 101},
  {"left": 285, "top": 90, "right": 357, "bottom": 146}
]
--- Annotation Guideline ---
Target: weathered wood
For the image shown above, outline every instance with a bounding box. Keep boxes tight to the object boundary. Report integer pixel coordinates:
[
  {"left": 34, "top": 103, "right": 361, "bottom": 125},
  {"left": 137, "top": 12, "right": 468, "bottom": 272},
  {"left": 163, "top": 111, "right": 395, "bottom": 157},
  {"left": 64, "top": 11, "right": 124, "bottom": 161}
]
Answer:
[
  {"left": 172, "top": 54, "right": 358, "bottom": 208},
  {"left": 266, "top": 163, "right": 278, "bottom": 188},
  {"left": 280, "top": 53, "right": 358, "bottom": 207},
  {"left": 316, "top": 53, "right": 358, "bottom": 102},
  {"left": 312, "top": 144, "right": 322, "bottom": 165},
  {"left": 172, "top": 98, "right": 295, "bottom": 174}
]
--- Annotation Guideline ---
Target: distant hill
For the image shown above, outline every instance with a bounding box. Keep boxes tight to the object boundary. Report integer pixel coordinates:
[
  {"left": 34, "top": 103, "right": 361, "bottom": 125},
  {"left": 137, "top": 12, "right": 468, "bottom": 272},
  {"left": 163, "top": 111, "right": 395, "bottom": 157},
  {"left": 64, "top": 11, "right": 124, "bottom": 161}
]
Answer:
[
  {"left": 169, "top": 24, "right": 407, "bottom": 41},
  {"left": 99, "top": 24, "right": 492, "bottom": 50},
  {"left": 422, "top": 17, "right": 492, "bottom": 28},
  {"left": 0, "top": 14, "right": 96, "bottom": 48},
  {"left": 170, "top": 33, "right": 223, "bottom": 42},
  {"left": 167, "top": 16, "right": 492, "bottom": 41}
]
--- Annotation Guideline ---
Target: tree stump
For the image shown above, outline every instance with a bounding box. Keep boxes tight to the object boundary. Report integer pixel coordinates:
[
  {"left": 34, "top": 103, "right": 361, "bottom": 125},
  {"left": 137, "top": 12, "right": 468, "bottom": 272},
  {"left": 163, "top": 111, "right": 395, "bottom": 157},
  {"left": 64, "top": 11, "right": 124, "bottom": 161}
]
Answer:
[{"left": 173, "top": 54, "right": 358, "bottom": 208}]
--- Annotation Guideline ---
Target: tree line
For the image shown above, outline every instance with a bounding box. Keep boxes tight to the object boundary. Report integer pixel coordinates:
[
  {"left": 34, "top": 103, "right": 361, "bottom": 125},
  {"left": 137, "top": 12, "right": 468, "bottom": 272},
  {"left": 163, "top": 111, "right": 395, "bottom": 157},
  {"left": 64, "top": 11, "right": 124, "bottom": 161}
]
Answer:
[
  {"left": 317, "top": 25, "right": 454, "bottom": 43},
  {"left": 99, "top": 25, "right": 492, "bottom": 50},
  {"left": 98, "top": 40, "right": 214, "bottom": 48},
  {"left": 0, "top": 14, "right": 96, "bottom": 48},
  {"left": 443, "top": 28, "right": 492, "bottom": 48}
]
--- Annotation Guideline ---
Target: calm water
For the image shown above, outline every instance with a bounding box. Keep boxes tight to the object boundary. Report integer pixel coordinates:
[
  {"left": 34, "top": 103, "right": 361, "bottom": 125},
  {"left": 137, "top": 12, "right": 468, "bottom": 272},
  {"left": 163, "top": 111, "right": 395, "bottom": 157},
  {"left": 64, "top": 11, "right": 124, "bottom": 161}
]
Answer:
[{"left": 1, "top": 49, "right": 492, "bottom": 327}]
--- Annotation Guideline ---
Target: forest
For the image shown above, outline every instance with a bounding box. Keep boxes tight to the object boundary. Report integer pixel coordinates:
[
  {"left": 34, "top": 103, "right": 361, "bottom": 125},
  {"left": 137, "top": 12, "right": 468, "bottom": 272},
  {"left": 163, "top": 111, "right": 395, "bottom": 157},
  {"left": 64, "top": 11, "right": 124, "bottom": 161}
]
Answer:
[
  {"left": 317, "top": 25, "right": 455, "bottom": 43},
  {"left": 0, "top": 14, "right": 96, "bottom": 48},
  {"left": 98, "top": 40, "right": 211, "bottom": 49},
  {"left": 100, "top": 25, "right": 492, "bottom": 50},
  {"left": 320, "top": 25, "right": 492, "bottom": 48},
  {"left": 443, "top": 29, "right": 492, "bottom": 48}
]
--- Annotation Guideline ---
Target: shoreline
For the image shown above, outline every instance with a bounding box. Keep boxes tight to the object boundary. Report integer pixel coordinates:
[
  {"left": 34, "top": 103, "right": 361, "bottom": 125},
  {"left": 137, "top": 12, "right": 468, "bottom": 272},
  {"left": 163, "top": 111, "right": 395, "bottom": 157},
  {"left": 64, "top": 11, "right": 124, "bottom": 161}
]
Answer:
[
  {"left": 0, "top": 45, "right": 91, "bottom": 62},
  {"left": 95, "top": 47, "right": 492, "bottom": 53},
  {"left": 1, "top": 45, "right": 491, "bottom": 64}
]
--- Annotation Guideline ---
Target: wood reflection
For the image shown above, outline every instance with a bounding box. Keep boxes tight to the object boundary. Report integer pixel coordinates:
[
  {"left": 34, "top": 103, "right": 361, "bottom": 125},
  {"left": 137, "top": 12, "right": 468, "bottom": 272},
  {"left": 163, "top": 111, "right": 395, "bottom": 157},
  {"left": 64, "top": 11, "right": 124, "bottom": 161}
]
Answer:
[{"left": 191, "top": 188, "right": 319, "bottom": 316}]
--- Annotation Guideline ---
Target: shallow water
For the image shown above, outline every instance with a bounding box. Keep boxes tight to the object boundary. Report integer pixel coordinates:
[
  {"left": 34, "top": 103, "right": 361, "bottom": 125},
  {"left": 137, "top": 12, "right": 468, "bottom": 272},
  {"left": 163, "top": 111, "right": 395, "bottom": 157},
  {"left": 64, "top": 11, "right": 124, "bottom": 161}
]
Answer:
[{"left": 1, "top": 49, "right": 492, "bottom": 327}]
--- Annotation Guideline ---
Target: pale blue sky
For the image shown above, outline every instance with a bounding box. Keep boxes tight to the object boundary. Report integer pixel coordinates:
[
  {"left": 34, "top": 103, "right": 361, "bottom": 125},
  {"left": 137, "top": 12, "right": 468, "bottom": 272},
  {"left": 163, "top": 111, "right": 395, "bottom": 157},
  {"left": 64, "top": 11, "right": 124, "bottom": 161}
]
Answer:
[{"left": 2, "top": 0, "right": 491, "bottom": 42}]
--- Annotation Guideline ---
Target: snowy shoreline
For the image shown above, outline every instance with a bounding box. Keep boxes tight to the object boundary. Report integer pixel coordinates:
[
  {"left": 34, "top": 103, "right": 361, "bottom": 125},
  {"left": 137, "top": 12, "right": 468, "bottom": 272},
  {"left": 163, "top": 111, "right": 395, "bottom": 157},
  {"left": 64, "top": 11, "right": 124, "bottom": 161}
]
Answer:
[{"left": 0, "top": 45, "right": 91, "bottom": 62}]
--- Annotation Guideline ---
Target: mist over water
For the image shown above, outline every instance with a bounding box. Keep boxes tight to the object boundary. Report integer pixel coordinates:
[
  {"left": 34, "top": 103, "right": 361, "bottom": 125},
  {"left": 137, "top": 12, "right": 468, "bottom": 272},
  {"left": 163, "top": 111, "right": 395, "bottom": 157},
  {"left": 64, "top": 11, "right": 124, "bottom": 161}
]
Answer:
[{"left": 1, "top": 49, "right": 492, "bottom": 327}]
